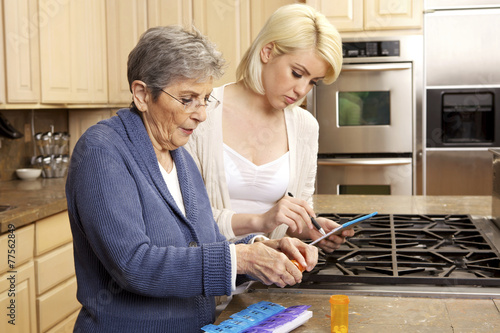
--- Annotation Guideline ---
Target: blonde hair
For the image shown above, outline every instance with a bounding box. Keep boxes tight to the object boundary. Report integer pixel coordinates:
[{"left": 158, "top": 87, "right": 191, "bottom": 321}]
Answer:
[{"left": 236, "top": 4, "right": 343, "bottom": 95}]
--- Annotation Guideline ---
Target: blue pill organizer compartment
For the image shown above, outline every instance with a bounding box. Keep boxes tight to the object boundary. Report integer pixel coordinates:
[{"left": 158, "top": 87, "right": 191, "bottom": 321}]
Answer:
[{"left": 202, "top": 301, "right": 313, "bottom": 333}]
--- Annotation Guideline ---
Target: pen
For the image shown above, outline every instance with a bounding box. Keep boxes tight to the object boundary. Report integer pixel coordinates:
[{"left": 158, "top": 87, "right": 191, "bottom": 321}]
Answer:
[
  {"left": 287, "top": 192, "right": 326, "bottom": 236},
  {"left": 310, "top": 212, "right": 377, "bottom": 246}
]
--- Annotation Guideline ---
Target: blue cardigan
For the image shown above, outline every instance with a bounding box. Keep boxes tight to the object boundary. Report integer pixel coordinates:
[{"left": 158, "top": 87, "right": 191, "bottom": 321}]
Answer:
[{"left": 66, "top": 109, "right": 252, "bottom": 332}]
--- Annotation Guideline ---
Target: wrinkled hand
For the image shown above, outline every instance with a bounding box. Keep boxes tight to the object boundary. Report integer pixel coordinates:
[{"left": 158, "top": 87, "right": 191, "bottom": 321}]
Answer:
[
  {"left": 253, "top": 196, "right": 315, "bottom": 234},
  {"left": 288, "top": 217, "right": 354, "bottom": 253},
  {"left": 235, "top": 237, "right": 318, "bottom": 288}
]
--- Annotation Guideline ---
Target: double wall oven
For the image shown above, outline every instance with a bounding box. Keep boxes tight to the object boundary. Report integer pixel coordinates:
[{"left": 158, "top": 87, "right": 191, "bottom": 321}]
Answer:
[{"left": 308, "top": 35, "right": 422, "bottom": 195}]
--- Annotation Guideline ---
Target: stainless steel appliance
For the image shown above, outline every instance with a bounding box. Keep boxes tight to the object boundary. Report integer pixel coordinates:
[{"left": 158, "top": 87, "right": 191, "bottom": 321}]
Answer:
[
  {"left": 491, "top": 149, "right": 500, "bottom": 229},
  {"left": 272, "top": 212, "right": 500, "bottom": 298},
  {"left": 309, "top": 35, "right": 422, "bottom": 195},
  {"left": 424, "top": 3, "right": 500, "bottom": 195}
]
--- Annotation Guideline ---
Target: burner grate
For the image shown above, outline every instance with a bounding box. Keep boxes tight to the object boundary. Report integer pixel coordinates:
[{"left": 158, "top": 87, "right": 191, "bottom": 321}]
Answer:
[{"left": 301, "top": 214, "right": 500, "bottom": 287}]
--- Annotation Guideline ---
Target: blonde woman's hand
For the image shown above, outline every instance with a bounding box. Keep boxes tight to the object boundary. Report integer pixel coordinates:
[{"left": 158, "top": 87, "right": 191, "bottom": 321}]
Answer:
[
  {"left": 288, "top": 217, "right": 354, "bottom": 253},
  {"left": 252, "top": 196, "right": 316, "bottom": 234}
]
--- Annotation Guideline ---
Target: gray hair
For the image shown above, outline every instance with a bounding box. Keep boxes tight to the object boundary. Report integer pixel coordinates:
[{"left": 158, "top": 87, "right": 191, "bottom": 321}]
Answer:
[{"left": 127, "top": 25, "right": 225, "bottom": 105}]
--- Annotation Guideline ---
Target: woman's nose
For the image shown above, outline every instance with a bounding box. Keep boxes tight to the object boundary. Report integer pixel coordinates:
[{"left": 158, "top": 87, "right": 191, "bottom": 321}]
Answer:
[
  {"left": 295, "top": 80, "right": 311, "bottom": 97},
  {"left": 191, "top": 106, "right": 207, "bottom": 123}
]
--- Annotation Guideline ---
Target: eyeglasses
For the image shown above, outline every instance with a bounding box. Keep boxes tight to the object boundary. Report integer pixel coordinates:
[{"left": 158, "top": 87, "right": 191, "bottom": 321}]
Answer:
[{"left": 159, "top": 88, "right": 220, "bottom": 113}]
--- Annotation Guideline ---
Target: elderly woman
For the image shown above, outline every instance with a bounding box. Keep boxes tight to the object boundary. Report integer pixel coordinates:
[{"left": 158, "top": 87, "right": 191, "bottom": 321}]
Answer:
[
  {"left": 66, "top": 26, "right": 318, "bottom": 332},
  {"left": 186, "top": 4, "right": 353, "bottom": 252}
]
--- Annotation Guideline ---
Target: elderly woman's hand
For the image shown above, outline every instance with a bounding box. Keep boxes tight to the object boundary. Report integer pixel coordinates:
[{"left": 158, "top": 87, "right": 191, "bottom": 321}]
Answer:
[{"left": 235, "top": 237, "right": 318, "bottom": 288}]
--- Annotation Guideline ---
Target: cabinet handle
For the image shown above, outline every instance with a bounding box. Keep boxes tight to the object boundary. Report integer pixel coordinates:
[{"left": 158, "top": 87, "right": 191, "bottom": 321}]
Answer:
[
  {"left": 342, "top": 63, "right": 412, "bottom": 72},
  {"left": 318, "top": 158, "right": 412, "bottom": 166}
]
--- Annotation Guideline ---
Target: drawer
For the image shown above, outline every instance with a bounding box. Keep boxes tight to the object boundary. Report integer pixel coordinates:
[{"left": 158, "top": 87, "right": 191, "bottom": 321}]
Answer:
[
  {"left": 35, "top": 243, "right": 75, "bottom": 295},
  {"left": 46, "top": 309, "right": 80, "bottom": 333},
  {"left": 35, "top": 211, "right": 72, "bottom": 256},
  {"left": 0, "top": 224, "right": 34, "bottom": 274},
  {"left": 37, "top": 276, "right": 79, "bottom": 333}
]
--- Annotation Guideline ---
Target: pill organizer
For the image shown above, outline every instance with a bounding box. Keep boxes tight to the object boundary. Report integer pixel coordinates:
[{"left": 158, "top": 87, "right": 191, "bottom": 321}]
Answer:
[{"left": 202, "top": 301, "right": 312, "bottom": 333}]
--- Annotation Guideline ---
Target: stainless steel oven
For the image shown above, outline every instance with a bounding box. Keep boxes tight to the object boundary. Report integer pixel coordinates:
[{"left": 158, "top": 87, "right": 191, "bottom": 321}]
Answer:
[{"left": 309, "top": 35, "right": 422, "bottom": 195}]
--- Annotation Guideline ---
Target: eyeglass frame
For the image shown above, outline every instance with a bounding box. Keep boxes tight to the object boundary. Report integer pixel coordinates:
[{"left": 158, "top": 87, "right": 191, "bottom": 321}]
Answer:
[{"left": 157, "top": 87, "right": 220, "bottom": 113}]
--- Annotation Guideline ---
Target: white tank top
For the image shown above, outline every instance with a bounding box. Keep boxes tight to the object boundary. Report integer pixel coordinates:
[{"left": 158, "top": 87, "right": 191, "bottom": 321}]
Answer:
[{"left": 223, "top": 143, "right": 289, "bottom": 215}]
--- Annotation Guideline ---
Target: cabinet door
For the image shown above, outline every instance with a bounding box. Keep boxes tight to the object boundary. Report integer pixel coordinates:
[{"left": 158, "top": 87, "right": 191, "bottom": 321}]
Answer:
[
  {"left": 39, "top": 0, "right": 107, "bottom": 103},
  {"left": 39, "top": 0, "right": 72, "bottom": 102},
  {"left": 0, "top": 2, "right": 5, "bottom": 104},
  {"left": 147, "top": 0, "right": 191, "bottom": 27},
  {"left": 364, "top": 0, "right": 422, "bottom": 30},
  {"left": 88, "top": 0, "right": 108, "bottom": 103},
  {"left": 307, "top": 0, "right": 363, "bottom": 32},
  {"left": 106, "top": 0, "right": 148, "bottom": 104},
  {"left": 193, "top": 0, "right": 251, "bottom": 85},
  {"left": 3, "top": 0, "right": 40, "bottom": 103},
  {"left": 0, "top": 262, "right": 37, "bottom": 333}
]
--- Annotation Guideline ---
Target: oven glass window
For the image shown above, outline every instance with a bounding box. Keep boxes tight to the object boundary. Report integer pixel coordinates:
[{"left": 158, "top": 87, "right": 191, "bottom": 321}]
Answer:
[
  {"left": 442, "top": 92, "right": 494, "bottom": 143},
  {"left": 339, "top": 185, "right": 391, "bottom": 195},
  {"left": 338, "top": 91, "right": 390, "bottom": 126}
]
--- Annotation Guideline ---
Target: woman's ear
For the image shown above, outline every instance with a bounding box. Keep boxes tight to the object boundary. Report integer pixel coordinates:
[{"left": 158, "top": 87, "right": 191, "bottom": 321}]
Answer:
[
  {"left": 260, "top": 42, "right": 274, "bottom": 64},
  {"left": 131, "top": 80, "right": 149, "bottom": 112}
]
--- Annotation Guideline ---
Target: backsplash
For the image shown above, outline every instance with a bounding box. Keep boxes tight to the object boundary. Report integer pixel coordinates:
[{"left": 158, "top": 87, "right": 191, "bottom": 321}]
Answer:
[{"left": 0, "top": 109, "right": 68, "bottom": 182}]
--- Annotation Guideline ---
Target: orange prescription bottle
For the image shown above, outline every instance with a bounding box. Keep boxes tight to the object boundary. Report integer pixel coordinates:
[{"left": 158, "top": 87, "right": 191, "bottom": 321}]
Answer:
[
  {"left": 329, "top": 295, "right": 349, "bottom": 333},
  {"left": 290, "top": 259, "right": 305, "bottom": 272}
]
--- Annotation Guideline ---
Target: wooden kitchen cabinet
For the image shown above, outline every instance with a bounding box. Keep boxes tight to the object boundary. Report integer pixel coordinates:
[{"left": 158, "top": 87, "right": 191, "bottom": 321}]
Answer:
[
  {"left": 0, "top": 211, "right": 79, "bottom": 333},
  {"left": 34, "top": 211, "right": 80, "bottom": 333},
  {"left": 307, "top": 0, "right": 422, "bottom": 32},
  {"left": 39, "top": 0, "right": 107, "bottom": 104},
  {"left": 3, "top": 0, "right": 41, "bottom": 103},
  {"left": 106, "top": 0, "right": 148, "bottom": 105},
  {"left": 0, "top": 226, "right": 36, "bottom": 332},
  {"left": 0, "top": 262, "right": 38, "bottom": 333}
]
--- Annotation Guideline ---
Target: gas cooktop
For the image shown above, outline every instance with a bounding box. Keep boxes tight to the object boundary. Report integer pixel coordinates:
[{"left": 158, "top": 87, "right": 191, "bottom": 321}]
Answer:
[{"left": 297, "top": 213, "right": 500, "bottom": 290}]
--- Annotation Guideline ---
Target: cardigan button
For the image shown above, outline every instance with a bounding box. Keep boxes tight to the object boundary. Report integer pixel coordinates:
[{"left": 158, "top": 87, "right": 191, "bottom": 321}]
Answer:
[{"left": 188, "top": 241, "right": 198, "bottom": 247}]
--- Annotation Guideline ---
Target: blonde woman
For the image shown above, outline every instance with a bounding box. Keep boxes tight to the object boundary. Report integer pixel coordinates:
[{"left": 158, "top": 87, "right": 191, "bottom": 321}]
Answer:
[{"left": 186, "top": 4, "right": 352, "bottom": 252}]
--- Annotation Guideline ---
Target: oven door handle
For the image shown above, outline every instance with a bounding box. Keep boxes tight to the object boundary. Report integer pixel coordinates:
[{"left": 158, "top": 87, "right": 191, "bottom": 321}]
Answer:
[
  {"left": 342, "top": 63, "right": 412, "bottom": 72},
  {"left": 318, "top": 158, "right": 412, "bottom": 166}
]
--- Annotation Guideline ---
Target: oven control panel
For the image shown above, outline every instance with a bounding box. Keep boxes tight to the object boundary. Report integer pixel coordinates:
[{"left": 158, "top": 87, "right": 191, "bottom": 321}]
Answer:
[{"left": 343, "top": 40, "right": 400, "bottom": 58}]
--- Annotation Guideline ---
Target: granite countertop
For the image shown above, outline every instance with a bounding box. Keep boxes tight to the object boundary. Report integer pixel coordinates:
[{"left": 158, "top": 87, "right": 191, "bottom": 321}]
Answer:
[
  {"left": 312, "top": 194, "right": 492, "bottom": 217},
  {"left": 0, "top": 177, "right": 67, "bottom": 233},
  {"left": 216, "top": 290, "right": 500, "bottom": 332}
]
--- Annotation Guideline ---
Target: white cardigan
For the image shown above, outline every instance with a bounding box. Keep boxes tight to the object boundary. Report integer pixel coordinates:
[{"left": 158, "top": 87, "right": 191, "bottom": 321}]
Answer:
[{"left": 185, "top": 84, "right": 319, "bottom": 241}]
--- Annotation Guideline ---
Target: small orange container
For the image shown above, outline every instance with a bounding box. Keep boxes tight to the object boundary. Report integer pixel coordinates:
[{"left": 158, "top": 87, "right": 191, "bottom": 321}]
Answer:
[
  {"left": 290, "top": 259, "right": 305, "bottom": 272},
  {"left": 329, "top": 295, "right": 349, "bottom": 333}
]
